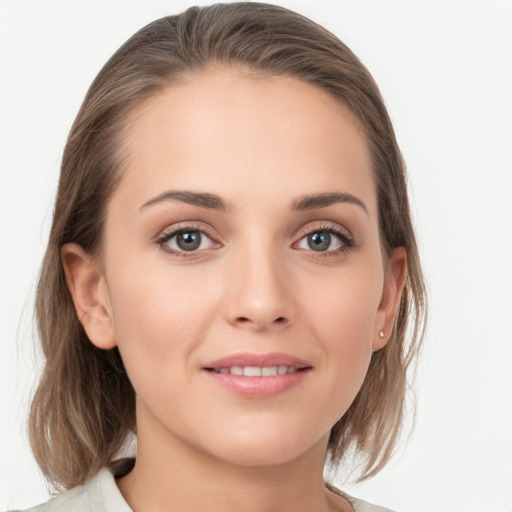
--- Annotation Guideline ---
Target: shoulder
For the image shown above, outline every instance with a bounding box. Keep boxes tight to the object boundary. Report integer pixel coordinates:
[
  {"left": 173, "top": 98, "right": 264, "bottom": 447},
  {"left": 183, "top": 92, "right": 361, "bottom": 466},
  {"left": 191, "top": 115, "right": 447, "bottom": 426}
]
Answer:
[
  {"left": 14, "top": 467, "right": 132, "bottom": 512},
  {"left": 347, "top": 496, "right": 397, "bottom": 512},
  {"left": 14, "top": 485, "right": 89, "bottom": 512},
  {"left": 326, "top": 482, "right": 398, "bottom": 512}
]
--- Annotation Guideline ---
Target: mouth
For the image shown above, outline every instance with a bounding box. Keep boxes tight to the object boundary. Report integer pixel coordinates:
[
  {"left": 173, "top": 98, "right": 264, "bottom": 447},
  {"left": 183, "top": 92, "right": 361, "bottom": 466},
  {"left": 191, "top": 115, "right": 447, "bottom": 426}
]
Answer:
[
  {"left": 202, "top": 353, "right": 312, "bottom": 397},
  {"left": 204, "top": 365, "right": 310, "bottom": 376},
  {"left": 203, "top": 352, "right": 312, "bottom": 374}
]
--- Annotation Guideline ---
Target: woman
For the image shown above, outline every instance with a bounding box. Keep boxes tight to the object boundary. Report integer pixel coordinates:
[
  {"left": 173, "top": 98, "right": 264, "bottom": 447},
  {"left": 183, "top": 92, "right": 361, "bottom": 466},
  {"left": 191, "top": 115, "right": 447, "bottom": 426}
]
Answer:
[{"left": 22, "top": 3, "right": 426, "bottom": 511}]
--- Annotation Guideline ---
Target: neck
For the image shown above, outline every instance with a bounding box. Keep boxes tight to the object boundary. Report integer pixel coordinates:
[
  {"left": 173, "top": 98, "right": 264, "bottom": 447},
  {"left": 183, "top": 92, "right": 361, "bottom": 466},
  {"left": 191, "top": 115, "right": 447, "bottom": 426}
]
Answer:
[{"left": 117, "top": 410, "right": 348, "bottom": 512}]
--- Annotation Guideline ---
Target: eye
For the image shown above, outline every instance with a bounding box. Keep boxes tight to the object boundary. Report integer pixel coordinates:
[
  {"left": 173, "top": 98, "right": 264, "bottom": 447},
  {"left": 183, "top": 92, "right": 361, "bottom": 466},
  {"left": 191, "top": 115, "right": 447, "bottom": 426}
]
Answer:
[
  {"left": 158, "top": 227, "right": 218, "bottom": 256},
  {"left": 295, "top": 226, "right": 352, "bottom": 253}
]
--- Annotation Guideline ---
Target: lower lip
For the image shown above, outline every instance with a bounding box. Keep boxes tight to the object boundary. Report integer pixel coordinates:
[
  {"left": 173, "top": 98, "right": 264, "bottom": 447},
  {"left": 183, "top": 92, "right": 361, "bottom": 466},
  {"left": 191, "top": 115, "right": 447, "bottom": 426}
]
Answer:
[{"left": 203, "top": 369, "right": 311, "bottom": 398}]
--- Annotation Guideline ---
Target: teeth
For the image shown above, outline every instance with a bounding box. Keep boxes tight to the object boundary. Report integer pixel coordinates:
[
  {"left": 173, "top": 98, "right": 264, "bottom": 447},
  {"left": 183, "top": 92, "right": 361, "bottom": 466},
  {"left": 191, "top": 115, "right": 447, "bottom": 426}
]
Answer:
[
  {"left": 261, "top": 366, "right": 277, "bottom": 376},
  {"left": 213, "top": 366, "right": 302, "bottom": 376},
  {"left": 244, "top": 366, "right": 262, "bottom": 377}
]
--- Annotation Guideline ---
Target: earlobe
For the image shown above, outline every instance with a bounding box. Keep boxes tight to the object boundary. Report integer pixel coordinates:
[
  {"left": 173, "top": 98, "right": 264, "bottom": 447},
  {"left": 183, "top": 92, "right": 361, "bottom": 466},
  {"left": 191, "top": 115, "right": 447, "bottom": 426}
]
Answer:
[
  {"left": 373, "top": 247, "right": 407, "bottom": 351},
  {"left": 61, "top": 243, "right": 117, "bottom": 350}
]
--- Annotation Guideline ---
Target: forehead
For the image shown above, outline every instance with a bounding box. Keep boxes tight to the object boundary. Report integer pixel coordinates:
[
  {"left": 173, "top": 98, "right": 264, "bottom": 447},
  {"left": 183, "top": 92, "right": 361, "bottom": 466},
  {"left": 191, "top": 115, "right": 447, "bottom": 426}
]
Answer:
[{"left": 116, "top": 67, "right": 376, "bottom": 214}]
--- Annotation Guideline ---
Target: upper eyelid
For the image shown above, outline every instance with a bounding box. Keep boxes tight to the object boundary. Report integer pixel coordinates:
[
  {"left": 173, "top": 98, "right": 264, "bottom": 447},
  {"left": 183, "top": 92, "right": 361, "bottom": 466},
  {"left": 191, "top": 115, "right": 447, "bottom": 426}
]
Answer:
[
  {"left": 292, "top": 222, "right": 355, "bottom": 255},
  {"left": 154, "top": 219, "right": 353, "bottom": 245},
  {"left": 158, "top": 228, "right": 212, "bottom": 243},
  {"left": 157, "top": 225, "right": 220, "bottom": 257},
  {"left": 295, "top": 220, "right": 353, "bottom": 239},
  {"left": 156, "top": 221, "right": 218, "bottom": 241}
]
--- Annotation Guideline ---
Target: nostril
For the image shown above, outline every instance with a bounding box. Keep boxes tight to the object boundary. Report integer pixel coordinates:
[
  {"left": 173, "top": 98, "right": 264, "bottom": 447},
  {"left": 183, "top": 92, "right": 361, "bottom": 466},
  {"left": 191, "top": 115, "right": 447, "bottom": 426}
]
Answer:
[{"left": 234, "top": 316, "right": 286, "bottom": 325}]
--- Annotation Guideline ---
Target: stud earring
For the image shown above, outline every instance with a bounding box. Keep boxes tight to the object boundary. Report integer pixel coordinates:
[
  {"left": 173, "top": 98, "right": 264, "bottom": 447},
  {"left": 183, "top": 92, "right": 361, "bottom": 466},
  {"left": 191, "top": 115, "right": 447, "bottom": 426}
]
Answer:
[{"left": 379, "top": 330, "right": 385, "bottom": 338}]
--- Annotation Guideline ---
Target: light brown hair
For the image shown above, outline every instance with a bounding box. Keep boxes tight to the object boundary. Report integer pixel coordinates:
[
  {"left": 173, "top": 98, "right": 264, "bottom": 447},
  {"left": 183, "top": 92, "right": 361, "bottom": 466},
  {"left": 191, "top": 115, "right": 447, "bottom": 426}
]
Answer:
[{"left": 29, "top": 2, "right": 426, "bottom": 491}]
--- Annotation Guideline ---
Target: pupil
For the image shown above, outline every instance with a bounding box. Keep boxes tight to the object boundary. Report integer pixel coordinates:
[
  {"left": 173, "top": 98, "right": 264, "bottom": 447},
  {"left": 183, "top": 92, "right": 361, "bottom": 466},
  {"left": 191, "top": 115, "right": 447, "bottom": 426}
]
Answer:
[
  {"left": 177, "top": 231, "right": 201, "bottom": 251},
  {"left": 308, "top": 232, "right": 331, "bottom": 251}
]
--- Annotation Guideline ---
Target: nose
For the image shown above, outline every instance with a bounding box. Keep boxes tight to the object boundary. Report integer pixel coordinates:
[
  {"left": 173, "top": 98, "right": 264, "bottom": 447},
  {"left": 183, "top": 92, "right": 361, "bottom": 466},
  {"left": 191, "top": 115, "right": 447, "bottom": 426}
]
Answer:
[{"left": 223, "top": 245, "right": 296, "bottom": 332}]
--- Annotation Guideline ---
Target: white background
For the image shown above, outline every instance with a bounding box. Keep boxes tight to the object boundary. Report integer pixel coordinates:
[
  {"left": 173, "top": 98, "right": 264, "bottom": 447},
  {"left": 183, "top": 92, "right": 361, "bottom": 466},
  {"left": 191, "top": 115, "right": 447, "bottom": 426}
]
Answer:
[{"left": 1, "top": 1, "right": 511, "bottom": 511}]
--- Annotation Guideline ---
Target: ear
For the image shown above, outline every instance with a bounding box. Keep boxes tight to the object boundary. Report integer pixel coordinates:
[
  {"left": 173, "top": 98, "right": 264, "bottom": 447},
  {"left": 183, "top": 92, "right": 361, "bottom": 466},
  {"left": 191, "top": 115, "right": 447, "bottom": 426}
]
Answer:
[
  {"left": 373, "top": 247, "right": 407, "bottom": 351},
  {"left": 61, "top": 243, "right": 117, "bottom": 350}
]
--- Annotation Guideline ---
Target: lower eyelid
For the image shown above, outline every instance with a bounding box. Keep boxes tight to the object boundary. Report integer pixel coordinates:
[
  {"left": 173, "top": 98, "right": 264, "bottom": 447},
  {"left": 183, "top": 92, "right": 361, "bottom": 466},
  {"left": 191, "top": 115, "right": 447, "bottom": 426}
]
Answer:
[
  {"left": 156, "top": 223, "right": 353, "bottom": 255},
  {"left": 156, "top": 224, "right": 220, "bottom": 253},
  {"left": 296, "top": 233, "right": 348, "bottom": 249},
  {"left": 162, "top": 229, "right": 211, "bottom": 248}
]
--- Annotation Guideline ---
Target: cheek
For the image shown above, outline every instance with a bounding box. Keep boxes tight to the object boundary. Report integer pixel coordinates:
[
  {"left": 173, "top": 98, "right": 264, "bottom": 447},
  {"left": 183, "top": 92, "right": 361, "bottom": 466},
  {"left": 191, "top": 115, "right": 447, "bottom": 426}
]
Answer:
[
  {"left": 105, "top": 259, "right": 222, "bottom": 385},
  {"left": 299, "top": 266, "right": 382, "bottom": 384},
  {"left": 303, "top": 267, "right": 381, "bottom": 339}
]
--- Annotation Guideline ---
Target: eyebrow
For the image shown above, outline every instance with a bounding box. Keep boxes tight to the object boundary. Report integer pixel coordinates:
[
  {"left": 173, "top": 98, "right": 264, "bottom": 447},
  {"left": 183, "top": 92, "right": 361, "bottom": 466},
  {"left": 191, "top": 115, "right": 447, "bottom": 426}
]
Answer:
[
  {"left": 140, "top": 190, "right": 230, "bottom": 211},
  {"left": 140, "top": 190, "right": 368, "bottom": 215},
  {"left": 292, "top": 192, "right": 368, "bottom": 215}
]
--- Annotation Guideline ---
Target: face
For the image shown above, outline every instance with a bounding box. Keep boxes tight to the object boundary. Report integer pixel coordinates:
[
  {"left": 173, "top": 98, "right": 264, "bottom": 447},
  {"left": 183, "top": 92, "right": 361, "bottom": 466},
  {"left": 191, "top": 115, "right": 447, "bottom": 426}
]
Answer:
[{"left": 66, "top": 67, "right": 404, "bottom": 468}]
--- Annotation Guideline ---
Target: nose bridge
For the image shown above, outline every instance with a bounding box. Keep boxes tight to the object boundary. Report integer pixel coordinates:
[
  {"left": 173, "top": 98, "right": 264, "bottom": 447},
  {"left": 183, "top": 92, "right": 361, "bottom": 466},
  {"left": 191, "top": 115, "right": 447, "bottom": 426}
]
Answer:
[{"left": 224, "top": 234, "right": 294, "bottom": 330}]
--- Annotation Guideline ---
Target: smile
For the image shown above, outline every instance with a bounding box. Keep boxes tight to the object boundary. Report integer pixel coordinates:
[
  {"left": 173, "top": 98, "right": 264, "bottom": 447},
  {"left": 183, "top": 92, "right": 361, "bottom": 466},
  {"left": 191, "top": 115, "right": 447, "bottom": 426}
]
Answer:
[
  {"left": 208, "top": 365, "right": 304, "bottom": 376},
  {"left": 202, "top": 353, "right": 312, "bottom": 398}
]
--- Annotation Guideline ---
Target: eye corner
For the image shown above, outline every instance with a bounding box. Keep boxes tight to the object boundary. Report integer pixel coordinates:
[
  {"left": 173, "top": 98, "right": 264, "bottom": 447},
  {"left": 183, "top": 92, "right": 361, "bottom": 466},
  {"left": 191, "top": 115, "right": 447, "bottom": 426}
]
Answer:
[
  {"left": 156, "top": 223, "right": 222, "bottom": 258},
  {"left": 293, "top": 222, "right": 355, "bottom": 256}
]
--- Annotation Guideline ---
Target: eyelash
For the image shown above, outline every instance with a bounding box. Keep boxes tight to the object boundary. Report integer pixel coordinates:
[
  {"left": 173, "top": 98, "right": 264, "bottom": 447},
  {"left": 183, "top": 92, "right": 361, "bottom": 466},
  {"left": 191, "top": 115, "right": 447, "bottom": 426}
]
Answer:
[
  {"left": 156, "top": 222, "right": 354, "bottom": 258},
  {"left": 156, "top": 223, "right": 219, "bottom": 258},
  {"left": 295, "top": 222, "right": 354, "bottom": 256}
]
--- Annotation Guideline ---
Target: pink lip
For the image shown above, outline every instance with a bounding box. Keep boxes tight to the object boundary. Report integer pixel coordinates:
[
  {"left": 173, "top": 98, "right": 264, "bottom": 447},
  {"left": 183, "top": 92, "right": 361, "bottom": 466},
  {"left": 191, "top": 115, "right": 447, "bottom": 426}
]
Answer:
[
  {"left": 202, "top": 352, "right": 312, "bottom": 398},
  {"left": 204, "top": 352, "right": 311, "bottom": 369}
]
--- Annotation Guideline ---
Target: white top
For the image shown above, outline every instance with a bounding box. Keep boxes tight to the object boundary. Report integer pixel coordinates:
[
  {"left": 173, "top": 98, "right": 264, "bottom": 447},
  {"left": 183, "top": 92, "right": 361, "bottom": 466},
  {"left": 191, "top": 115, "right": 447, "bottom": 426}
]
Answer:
[{"left": 18, "top": 467, "right": 395, "bottom": 512}]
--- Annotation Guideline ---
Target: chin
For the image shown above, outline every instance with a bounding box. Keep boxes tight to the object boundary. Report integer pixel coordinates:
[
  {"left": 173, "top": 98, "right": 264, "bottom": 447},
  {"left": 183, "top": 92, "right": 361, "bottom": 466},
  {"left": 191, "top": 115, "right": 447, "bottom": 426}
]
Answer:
[{"left": 201, "top": 427, "right": 327, "bottom": 468}]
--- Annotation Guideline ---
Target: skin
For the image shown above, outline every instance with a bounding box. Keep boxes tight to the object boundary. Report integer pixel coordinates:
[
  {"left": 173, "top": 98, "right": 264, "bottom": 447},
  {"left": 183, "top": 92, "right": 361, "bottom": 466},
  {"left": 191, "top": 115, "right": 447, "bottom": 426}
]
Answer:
[{"left": 62, "top": 67, "right": 406, "bottom": 512}]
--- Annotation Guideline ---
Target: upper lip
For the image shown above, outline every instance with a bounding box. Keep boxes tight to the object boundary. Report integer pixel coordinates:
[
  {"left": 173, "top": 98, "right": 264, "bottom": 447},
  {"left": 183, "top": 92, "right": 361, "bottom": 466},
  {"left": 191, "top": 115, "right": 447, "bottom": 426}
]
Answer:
[{"left": 203, "top": 352, "right": 312, "bottom": 370}]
